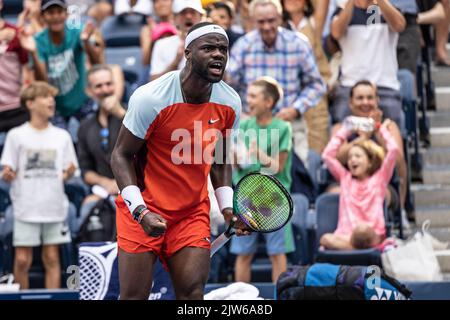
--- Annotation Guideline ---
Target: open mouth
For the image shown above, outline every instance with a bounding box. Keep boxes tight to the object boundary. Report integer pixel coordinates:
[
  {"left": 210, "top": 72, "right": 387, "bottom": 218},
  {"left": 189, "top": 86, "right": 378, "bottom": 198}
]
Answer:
[
  {"left": 209, "top": 62, "right": 223, "bottom": 76},
  {"left": 359, "top": 106, "right": 373, "bottom": 113},
  {"left": 50, "top": 21, "right": 65, "bottom": 29}
]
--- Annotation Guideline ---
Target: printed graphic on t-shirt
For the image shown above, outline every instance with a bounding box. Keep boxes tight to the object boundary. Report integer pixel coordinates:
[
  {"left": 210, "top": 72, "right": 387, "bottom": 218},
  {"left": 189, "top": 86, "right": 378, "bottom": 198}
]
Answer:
[
  {"left": 24, "top": 149, "right": 58, "bottom": 179},
  {"left": 48, "top": 50, "right": 79, "bottom": 95}
]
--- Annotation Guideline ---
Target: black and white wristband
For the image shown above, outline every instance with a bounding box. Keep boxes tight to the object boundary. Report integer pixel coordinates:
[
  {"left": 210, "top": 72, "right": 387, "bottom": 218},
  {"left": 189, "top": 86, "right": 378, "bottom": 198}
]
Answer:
[{"left": 121, "top": 185, "right": 146, "bottom": 216}]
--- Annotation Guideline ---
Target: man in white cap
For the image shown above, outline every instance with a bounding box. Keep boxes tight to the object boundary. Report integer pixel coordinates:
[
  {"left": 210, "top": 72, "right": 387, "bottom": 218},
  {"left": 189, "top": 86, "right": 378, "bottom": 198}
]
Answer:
[
  {"left": 112, "top": 21, "right": 249, "bottom": 300},
  {"left": 150, "top": 0, "right": 204, "bottom": 81}
]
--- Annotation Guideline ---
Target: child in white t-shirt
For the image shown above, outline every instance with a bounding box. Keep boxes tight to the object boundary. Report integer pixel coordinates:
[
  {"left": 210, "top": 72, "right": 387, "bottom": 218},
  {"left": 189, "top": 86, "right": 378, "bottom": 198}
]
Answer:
[{"left": 1, "top": 82, "right": 78, "bottom": 289}]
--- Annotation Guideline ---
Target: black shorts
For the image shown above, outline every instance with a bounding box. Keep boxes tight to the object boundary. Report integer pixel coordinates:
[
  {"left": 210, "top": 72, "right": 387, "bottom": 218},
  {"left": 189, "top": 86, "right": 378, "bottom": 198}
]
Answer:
[{"left": 397, "top": 20, "right": 421, "bottom": 74}]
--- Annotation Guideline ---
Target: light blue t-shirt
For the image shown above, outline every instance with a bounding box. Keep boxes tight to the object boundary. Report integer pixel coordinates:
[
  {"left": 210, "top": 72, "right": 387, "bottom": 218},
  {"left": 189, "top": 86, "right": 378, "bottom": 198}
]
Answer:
[
  {"left": 34, "top": 23, "right": 87, "bottom": 117},
  {"left": 390, "top": 0, "right": 418, "bottom": 14}
]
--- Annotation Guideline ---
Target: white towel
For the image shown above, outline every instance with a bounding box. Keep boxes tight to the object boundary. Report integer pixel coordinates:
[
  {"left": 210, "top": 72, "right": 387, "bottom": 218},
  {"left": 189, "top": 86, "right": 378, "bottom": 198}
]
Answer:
[{"left": 204, "top": 282, "right": 264, "bottom": 300}]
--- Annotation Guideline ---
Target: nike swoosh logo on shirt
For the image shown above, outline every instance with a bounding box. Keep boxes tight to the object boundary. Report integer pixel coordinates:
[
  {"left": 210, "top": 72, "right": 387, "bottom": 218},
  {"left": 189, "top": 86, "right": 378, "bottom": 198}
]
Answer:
[{"left": 209, "top": 119, "right": 220, "bottom": 124}]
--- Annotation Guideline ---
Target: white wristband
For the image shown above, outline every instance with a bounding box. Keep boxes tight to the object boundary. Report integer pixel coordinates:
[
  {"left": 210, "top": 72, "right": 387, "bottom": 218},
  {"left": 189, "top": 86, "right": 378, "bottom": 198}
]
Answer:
[
  {"left": 121, "top": 185, "right": 146, "bottom": 213},
  {"left": 214, "top": 186, "right": 234, "bottom": 213}
]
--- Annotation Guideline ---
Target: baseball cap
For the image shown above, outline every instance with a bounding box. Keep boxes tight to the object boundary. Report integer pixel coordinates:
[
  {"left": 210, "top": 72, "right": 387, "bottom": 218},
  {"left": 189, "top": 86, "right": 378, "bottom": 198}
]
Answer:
[
  {"left": 41, "top": 0, "right": 67, "bottom": 12},
  {"left": 173, "top": 0, "right": 205, "bottom": 15},
  {"left": 151, "top": 22, "right": 178, "bottom": 42}
]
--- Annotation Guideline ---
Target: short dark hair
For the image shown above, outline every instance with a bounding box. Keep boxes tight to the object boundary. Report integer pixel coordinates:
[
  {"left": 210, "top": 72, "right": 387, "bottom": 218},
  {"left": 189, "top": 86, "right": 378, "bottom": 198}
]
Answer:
[
  {"left": 208, "top": 2, "right": 234, "bottom": 19},
  {"left": 87, "top": 64, "right": 113, "bottom": 85},
  {"left": 350, "top": 80, "right": 378, "bottom": 98}
]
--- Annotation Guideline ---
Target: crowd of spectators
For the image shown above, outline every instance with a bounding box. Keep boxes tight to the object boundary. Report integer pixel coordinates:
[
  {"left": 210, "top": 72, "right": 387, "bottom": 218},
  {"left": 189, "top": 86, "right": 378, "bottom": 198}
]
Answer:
[{"left": 0, "top": 0, "right": 448, "bottom": 288}]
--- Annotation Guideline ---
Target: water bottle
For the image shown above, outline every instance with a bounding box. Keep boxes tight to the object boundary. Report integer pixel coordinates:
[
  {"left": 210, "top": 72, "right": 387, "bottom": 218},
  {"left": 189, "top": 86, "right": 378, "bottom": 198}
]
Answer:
[
  {"left": 344, "top": 116, "right": 375, "bottom": 132},
  {"left": 87, "top": 215, "right": 104, "bottom": 242}
]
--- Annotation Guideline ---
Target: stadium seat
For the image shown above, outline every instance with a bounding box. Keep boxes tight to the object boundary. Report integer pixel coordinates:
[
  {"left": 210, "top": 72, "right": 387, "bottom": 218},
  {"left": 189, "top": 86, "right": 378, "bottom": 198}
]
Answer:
[
  {"left": 0, "top": 190, "right": 12, "bottom": 275},
  {"left": 100, "top": 13, "right": 146, "bottom": 47},
  {"left": 0, "top": 202, "right": 77, "bottom": 288},
  {"left": 417, "top": 24, "right": 433, "bottom": 144},
  {"left": 243, "top": 193, "right": 311, "bottom": 282},
  {"left": 64, "top": 179, "right": 89, "bottom": 218},
  {"left": 2, "top": 0, "right": 23, "bottom": 15},
  {"left": 251, "top": 256, "right": 273, "bottom": 282},
  {"left": 0, "top": 182, "right": 10, "bottom": 209},
  {"left": 0, "top": 133, "right": 6, "bottom": 156},
  {"left": 2, "top": 240, "right": 76, "bottom": 289},
  {"left": 289, "top": 193, "right": 311, "bottom": 265},
  {"left": 399, "top": 69, "right": 423, "bottom": 179},
  {"left": 312, "top": 193, "right": 383, "bottom": 267},
  {"left": 105, "top": 46, "right": 143, "bottom": 103}
]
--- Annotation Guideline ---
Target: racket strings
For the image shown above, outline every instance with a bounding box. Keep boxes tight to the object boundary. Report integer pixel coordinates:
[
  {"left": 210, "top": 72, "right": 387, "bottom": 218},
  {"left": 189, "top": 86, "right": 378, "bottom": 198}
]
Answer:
[
  {"left": 79, "top": 254, "right": 104, "bottom": 300},
  {"left": 235, "top": 175, "right": 291, "bottom": 232}
]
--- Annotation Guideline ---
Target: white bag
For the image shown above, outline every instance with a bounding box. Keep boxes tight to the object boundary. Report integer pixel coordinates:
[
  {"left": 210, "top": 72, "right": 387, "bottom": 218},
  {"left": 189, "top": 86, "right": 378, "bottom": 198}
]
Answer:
[{"left": 381, "top": 221, "right": 443, "bottom": 282}]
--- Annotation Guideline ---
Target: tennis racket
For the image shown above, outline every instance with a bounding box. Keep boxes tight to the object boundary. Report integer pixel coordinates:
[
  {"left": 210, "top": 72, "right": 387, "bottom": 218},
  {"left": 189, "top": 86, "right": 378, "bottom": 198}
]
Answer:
[{"left": 210, "top": 172, "right": 293, "bottom": 257}]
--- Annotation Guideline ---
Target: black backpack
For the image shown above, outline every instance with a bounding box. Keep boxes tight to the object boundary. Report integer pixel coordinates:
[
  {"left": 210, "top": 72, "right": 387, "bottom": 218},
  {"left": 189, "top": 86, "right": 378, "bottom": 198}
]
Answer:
[{"left": 76, "top": 198, "right": 116, "bottom": 243}]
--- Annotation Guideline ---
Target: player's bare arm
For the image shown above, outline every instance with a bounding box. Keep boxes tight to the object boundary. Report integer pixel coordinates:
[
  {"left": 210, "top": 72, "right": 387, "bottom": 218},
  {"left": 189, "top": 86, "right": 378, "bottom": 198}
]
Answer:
[
  {"left": 111, "top": 125, "right": 167, "bottom": 237},
  {"left": 210, "top": 136, "right": 250, "bottom": 237}
]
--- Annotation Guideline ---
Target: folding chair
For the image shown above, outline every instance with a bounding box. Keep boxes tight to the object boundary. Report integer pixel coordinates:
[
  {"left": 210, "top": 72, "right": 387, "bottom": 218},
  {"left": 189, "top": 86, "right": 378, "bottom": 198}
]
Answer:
[
  {"left": 289, "top": 193, "right": 311, "bottom": 265},
  {"left": 100, "top": 13, "right": 146, "bottom": 47},
  {"left": 312, "top": 193, "right": 388, "bottom": 267},
  {"left": 105, "top": 46, "right": 143, "bottom": 103}
]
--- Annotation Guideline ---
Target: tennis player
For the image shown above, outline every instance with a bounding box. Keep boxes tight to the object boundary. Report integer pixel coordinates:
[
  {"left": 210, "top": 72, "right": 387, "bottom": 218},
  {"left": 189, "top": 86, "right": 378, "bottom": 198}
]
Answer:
[{"left": 111, "top": 22, "right": 248, "bottom": 300}]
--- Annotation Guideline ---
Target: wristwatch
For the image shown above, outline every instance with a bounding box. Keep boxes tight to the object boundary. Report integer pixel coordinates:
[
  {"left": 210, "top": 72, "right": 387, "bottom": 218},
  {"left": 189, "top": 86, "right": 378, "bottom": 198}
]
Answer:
[{"left": 132, "top": 205, "right": 147, "bottom": 222}]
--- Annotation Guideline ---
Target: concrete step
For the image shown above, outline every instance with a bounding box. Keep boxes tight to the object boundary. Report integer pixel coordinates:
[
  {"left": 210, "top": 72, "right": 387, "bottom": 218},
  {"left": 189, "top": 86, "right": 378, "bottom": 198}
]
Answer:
[
  {"left": 413, "top": 184, "right": 450, "bottom": 207},
  {"left": 436, "top": 250, "right": 450, "bottom": 273},
  {"left": 422, "top": 165, "right": 450, "bottom": 185},
  {"left": 429, "top": 227, "right": 450, "bottom": 243},
  {"left": 431, "top": 67, "right": 450, "bottom": 87},
  {"left": 428, "top": 111, "right": 450, "bottom": 128},
  {"left": 423, "top": 147, "right": 450, "bottom": 166},
  {"left": 416, "top": 206, "right": 450, "bottom": 228},
  {"left": 436, "top": 87, "right": 450, "bottom": 112},
  {"left": 431, "top": 127, "right": 450, "bottom": 147}
]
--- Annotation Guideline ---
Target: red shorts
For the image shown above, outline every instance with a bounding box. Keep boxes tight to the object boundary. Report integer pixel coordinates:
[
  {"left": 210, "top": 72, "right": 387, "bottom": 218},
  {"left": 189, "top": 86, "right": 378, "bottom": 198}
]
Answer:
[{"left": 115, "top": 196, "right": 211, "bottom": 266}]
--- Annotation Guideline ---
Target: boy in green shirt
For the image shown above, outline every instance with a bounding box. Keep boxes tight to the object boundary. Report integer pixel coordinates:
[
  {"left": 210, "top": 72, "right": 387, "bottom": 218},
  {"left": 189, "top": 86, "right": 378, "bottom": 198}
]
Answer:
[
  {"left": 231, "top": 76, "right": 295, "bottom": 283},
  {"left": 19, "top": 0, "right": 101, "bottom": 126}
]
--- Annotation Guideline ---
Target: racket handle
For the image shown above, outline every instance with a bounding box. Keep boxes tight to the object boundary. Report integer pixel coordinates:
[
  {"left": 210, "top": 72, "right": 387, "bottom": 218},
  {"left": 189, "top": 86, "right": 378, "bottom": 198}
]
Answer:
[{"left": 210, "top": 233, "right": 231, "bottom": 258}]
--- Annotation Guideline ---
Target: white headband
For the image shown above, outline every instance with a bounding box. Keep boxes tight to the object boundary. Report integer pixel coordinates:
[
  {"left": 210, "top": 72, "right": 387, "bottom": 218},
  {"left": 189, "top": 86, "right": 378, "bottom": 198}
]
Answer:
[{"left": 185, "top": 24, "right": 229, "bottom": 49}]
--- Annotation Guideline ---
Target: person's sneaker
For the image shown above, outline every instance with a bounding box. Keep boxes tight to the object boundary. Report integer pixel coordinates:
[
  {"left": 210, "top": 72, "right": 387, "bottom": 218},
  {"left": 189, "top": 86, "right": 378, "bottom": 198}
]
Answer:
[{"left": 401, "top": 209, "right": 411, "bottom": 231}]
